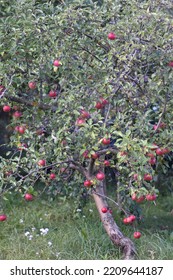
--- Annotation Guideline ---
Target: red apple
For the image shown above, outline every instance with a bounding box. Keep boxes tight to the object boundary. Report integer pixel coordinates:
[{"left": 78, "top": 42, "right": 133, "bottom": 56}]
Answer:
[
  {"left": 48, "top": 90, "right": 57, "bottom": 98},
  {"left": 155, "top": 148, "right": 164, "bottom": 156},
  {"left": 131, "top": 193, "right": 137, "bottom": 201},
  {"left": 49, "top": 173, "right": 56, "bottom": 180},
  {"left": 123, "top": 218, "right": 129, "bottom": 224},
  {"left": 84, "top": 180, "right": 92, "bottom": 187},
  {"left": 91, "top": 153, "right": 99, "bottom": 159},
  {"left": 108, "top": 32, "right": 116, "bottom": 40},
  {"left": 0, "top": 214, "right": 7, "bottom": 221},
  {"left": 168, "top": 61, "right": 173, "bottom": 67},
  {"left": 104, "top": 160, "right": 110, "bottom": 166},
  {"left": 80, "top": 110, "right": 90, "bottom": 119},
  {"left": 133, "top": 173, "right": 138, "bottom": 180},
  {"left": 146, "top": 152, "right": 155, "bottom": 158},
  {"left": 14, "top": 126, "right": 20, "bottom": 132},
  {"left": 28, "top": 81, "right": 36, "bottom": 89},
  {"left": 148, "top": 157, "right": 156, "bottom": 165},
  {"left": 3, "top": 105, "right": 11, "bottom": 112},
  {"left": 18, "top": 126, "right": 26, "bottom": 134},
  {"left": 161, "top": 148, "right": 170, "bottom": 154},
  {"left": 129, "top": 215, "right": 136, "bottom": 222},
  {"left": 143, "top": 174, "right": 152, "bottom": 181},
  {"left": 100, "top": 97, "right": 109, "bottom": 105},
  {"left": 136, "top": 196, "right": 145, "bottom": 203},
  {"left": 13, "top": 111, "right": 22, "bottom": 118},
  {"left": 123, "top": 217, "right": 132, "bottom": 224},
  {"left": 96, "top": 172, "right": 105, "bottom": 181},
  {"left": 95, "top": 102, "right": 104, "bottom": 110},
  {"left": 82, "top": 150, "right": 89, "bottom": 159},
  {"left": 133, "top": 231, "right": 141, "bottom": 239},
  {"left": 76, "top": 118, "right": 85, "bottom": 126},
  {"left": 146, "top": 194, "right": 157, "bottom": 201},
  {"left": 38, "top": 159, "right": 46, "bottom": 166},
  {"left": 24, "top": 193, "right": 33, "bottom": 201},
  {"left": 102, "top": 138, "right": 111, "bottom": 145},
  {"left": 53, "top": 59, "right": 61, "bottom": 67},
  {"left": 101, "top": 207, "right": 108, "bottom": 213}
]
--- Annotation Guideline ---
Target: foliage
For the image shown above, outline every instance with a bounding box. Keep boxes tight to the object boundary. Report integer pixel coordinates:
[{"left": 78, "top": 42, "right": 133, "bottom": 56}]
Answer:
[{"left": 0, "top": 0, "right": 173, "bottom": 242}]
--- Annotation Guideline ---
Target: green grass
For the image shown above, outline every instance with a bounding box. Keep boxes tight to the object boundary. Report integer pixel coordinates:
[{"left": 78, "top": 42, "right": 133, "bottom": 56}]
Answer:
[{"left": 0, "top": 194, "right": 173, "bottom": 260}]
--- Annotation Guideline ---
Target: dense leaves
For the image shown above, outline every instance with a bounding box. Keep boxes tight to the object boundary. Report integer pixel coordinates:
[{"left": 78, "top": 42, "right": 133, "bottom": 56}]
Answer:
[{"left": 0, "top": 0, "right": 173, "bottom": 210}]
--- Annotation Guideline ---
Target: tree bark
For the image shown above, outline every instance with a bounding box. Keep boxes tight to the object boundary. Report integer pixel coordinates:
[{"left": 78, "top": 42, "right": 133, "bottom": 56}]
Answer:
[{"left": 92, "top": 183, "right": 136, "bottom": 260}]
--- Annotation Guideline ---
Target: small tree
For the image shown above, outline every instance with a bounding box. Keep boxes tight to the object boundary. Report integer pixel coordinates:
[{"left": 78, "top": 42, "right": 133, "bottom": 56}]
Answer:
[{"left": 0, "top": 0, "right": 173, "bottom": 259}]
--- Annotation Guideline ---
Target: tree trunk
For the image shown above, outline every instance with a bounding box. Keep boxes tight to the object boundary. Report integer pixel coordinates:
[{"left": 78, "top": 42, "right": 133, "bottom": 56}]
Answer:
[{"left": 92, "top": 182, "right": 136, "bottom": 260}]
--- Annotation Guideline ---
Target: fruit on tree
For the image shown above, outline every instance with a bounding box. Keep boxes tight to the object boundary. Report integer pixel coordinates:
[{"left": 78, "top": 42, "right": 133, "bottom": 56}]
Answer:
[
  {"left": 82, "top": 150, "right": 89, "bottom": 159},
  {"left": 95, "top": 101, "right": 104, "bottom": 110},
  {"left": 0, "top": 214, "right": 7, "bottom": 221},
  {"left": 53, "top": 59, "right": 61, "bottom": 67},
  {"left": 155, "top": 148, "right": 164, "bottom": 156},
  {"left": 28, "top": 81, "right": 36, "bottom": 89},
  {"left": 48, "top": 90, "right": 57, "bottom": 98},
  {"left": 102, "top": 138, "right": 111, "bottom": 145},
  {"left": 3, "top": 105, "right": 11, "bottom": 112},
  {"left": 108, "top": 32, "right": 116, "bottom": 40},
  {"left": 123, "top": 217, "right": 131, "bottom": 224},
  {"left": 148, "top": 157, "right": 156, "bottom": 165},
  {"left": 123, "top": 215, "right": 136, "bottom": 224},
  {"left": 91, "top": 153, "right": 99, "bottom": 159},
  {"left": 101, "top": 207, "right": 108, "bottom": 213},
  {"left": 76, "top": 118, "right": 85, "bottom": 126},
  {"left": 146, "top": 152, "right": 155, "bottom": 158},
  {"left": 99, "top": 97, "right": 109, "bottom": 105},
  {"left": 96, "top": 171, "right": 105, "bottom": 180},
  {"left": 38, "top": 159, "right": 46, "bottom": 166},
  {"left": 168, "top": 61, "right": 173, "bottom": 67},
  {"left": 133, "top": 231, "right": 141, "bottom": 239},
  {"left": 14, "top": 126, "right": 20, "bottom": 132},
  {"left": 18, "top": 126, "right": 26, "bottom": 134},
  {"left": 161, "top": 148, "right": 170, "bottom": 154},
  {"left": 80, "top": 110, "right": 90, "bottom": 119},
  {"left": 104, "top": 160, "right": 110, "bottom": 166},
  {"left": 24, "top": 193, "right": 34, "bottom": 201},
  {"left": 133, "top": 173, "right": 138, "bottom": 180},
  {"left": 143, "top": 174, "right": 152, "bottom": 181},
  {"left": 84, "top": 180, "right": 93, "bottom": 187},
  {"left": 49, "top": 173, "right": 56, "bottom": 180},
  {"left": 146, "top": 194, "right": 157, "bottom": 201},
  {"left": 132, "top": 193, "right": 145, "bottom": 203},
  {"left": 129, "top": 215, "right": 136, "bottom": 222},
  {"left": 13, "top": 111, "right": 22, "bottom": 118},
  {"left": 135, "top": 196, "right": 145, "bottom": 203}
]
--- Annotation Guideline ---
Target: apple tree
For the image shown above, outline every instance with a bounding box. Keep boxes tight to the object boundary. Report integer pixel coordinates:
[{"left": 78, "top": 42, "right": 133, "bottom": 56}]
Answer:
[{"left": 0, "top": 0, "right": 173, "bottom": 259}]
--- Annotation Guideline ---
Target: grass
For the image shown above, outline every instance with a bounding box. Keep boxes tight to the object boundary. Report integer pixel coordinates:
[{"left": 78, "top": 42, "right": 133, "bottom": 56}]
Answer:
[{"left": 0, "top": 193, "right": 173, "bottom": 260}]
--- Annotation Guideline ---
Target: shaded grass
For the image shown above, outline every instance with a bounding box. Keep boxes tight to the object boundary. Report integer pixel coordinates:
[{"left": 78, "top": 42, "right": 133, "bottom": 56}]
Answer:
[{"left": 0, "top": 194, "right": 172, "bottom": 260}]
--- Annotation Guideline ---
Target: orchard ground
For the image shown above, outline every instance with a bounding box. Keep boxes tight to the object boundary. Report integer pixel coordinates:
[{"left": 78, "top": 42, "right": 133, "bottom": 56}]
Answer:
[{"left": 0, "top": 192, "right": 173, "bottom": 260}]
